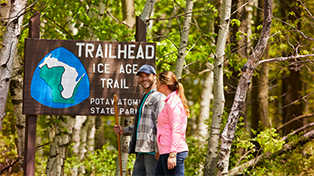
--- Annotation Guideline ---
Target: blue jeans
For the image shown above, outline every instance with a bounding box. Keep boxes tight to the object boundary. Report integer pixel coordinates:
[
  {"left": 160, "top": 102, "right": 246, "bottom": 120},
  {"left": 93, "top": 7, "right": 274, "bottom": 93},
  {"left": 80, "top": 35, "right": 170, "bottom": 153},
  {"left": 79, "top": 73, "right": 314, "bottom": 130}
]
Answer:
[
  {"left": 155, "top": 151, "right": 188, "bottom": 176},
  {"left": 132, "top": 153, "right": 157, "bottom": 176}
]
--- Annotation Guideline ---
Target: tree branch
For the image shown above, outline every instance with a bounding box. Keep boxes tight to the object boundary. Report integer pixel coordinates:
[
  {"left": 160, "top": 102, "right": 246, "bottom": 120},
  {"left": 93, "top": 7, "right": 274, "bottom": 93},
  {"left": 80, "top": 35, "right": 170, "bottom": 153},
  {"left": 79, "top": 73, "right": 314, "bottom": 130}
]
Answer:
[
  {"left": 258, "top": 54, "right": 314, "bottom": 65},
  {"left": 277, "top": 113, "right": 314, "bottom": 131}
]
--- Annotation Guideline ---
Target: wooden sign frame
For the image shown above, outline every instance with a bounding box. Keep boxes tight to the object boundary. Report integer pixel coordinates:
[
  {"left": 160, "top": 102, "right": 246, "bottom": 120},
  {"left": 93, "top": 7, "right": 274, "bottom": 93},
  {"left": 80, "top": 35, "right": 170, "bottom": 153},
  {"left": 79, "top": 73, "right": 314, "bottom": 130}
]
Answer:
[{"left": 23, "top": 39, "right": 155, "bottom": 116}]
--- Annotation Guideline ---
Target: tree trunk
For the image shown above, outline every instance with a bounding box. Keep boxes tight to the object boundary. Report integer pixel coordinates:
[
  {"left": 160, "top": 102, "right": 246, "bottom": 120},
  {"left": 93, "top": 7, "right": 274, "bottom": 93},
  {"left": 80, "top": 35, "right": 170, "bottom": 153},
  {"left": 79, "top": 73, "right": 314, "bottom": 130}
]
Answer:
[
  {"left": 46, "top": 116, "right": 76, "bottom": 176},
  {"left": 115, "top": 116, "right": 134, "bottom": 176},
  {"left": 197, "top": 14, "right": 216, "bottom": 140},
  {"left": 251, "top": 0, "right": 269, "bottom": 134},
  {"left": 139, "top": 0, "right": 156, "bottom": 24},
  {"left": 198, "top": 69, "right": 214, "bottom": 139},
  {"left": 204, "top": 0, "right": 231, "bottom": 174},
  {"left": 71, "top": 115, "right": 87, "bottom": 175},
  {"left": 74, "top": 116, "right": 95, "bottom": 175},
  {"left": 9, "top": 52, "right": 25, "bottom": 172},
  {"left": 282, "top": 68, "right": 303, "bottom": 135},
  {"left": 217, "top": 0, "right": 272, "bottom": 174},
  {"left": 95, "top": 116, "right": 105, "bottom": 150},
  {"left": 280, "top": 0, "right": 303, "bottom": 136},
  {"left": 251, "top": 61, "right": 269, "bottom": 132},
  {"left": 122, "top": 0, "right": 136, "bottom": 29},
  {"left": 174, "top": 0, "right": 193, "bottom": 79},
  {"left": 0, "top": 0, "right": 10, "bottom": 28},
  {"left": 0, "top": 0, "right": 27, "bottom": 132}
]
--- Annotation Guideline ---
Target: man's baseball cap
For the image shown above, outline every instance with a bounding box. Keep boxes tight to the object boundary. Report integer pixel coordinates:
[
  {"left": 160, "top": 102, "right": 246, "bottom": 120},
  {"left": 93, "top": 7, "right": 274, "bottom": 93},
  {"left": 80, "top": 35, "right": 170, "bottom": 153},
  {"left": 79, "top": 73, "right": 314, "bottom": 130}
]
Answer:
[{"left": 136, "top": 64, "right": 156, "bottom": 75}]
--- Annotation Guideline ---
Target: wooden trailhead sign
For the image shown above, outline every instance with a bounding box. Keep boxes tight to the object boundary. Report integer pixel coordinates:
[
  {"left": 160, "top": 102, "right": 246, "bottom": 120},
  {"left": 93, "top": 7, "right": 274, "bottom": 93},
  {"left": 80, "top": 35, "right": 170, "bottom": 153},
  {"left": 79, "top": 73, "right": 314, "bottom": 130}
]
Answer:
[{"left": 23, "top": 38, "right": 156, "bottom": 116}]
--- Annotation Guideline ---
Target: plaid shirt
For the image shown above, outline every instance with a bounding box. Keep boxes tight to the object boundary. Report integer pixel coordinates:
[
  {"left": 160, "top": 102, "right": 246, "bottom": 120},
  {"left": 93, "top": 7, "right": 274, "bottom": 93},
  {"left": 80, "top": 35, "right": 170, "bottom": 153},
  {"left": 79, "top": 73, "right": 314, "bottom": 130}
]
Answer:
[{"left": 123, "top": 88, "right": 166, "bottom": 153}]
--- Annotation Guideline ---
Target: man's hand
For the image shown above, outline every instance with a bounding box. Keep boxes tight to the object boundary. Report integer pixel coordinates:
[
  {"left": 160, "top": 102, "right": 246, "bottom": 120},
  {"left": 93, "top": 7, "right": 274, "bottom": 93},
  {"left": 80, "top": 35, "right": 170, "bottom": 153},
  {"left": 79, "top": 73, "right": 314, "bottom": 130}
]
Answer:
[
  {"left": 113, "top": 125, "right": 124, "bottom": 135},
  {"left": 155, "top": 152, "right": 160, "bottom": 160}
]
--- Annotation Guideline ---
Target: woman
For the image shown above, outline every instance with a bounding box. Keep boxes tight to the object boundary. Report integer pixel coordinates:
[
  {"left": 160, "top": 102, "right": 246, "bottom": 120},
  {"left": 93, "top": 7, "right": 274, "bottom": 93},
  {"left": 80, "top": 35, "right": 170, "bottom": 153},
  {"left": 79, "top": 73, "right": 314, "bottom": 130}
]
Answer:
[{"left": 155, "top": 71, "right": 189, "bottom": 176}]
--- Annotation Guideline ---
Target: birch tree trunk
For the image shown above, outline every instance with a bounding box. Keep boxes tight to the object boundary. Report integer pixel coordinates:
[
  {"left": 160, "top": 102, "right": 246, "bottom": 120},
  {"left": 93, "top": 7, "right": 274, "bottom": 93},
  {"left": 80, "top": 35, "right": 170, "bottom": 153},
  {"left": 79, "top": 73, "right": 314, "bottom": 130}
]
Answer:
[
  {"left": 8, "top": 52, "right": 25, "bottom": 172},
  {"left": 0, "top": 0, "right": 27, "bottom": 132},
  {"left": 46, "top": 116, "right": 76, "bottom": 176},
  {"left": 198, "top": 67, "right": 214, "bottom": 139},
  {"left": 197, "top": 16, "right": 215, "bottom": 140},
  {"left": 115, "top": 116, "right": 133, "bottom": 176},
  {"left": 71, "top": 115, "right": 86, "bottom": 175},
  {"left": 122, "top": 0, "right": 136, "bottom": 29},
  {"left": 0, "top": 0, "right": 10, "bottom": 28},
  {"left": 204, "top": 0, "right": 231, "bottom": 174},
  {"left": 217, "top": 0, "right": 273, "bottom": 175},
  {"left": 174, "top": 0, "right": 193, "bottom": 79},
  {"left": 2, "top": 1, "right": 25, "bottom": 172},
  {"left": 139, "top": 0, "right": 156, "bottom": 24}
]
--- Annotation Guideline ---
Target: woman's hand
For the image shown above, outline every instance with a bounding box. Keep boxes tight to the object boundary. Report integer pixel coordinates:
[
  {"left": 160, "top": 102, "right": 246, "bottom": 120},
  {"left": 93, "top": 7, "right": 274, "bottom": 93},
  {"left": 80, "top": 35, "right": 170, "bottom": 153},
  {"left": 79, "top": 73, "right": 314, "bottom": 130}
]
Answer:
[{"left": 167, "top": 155, "right": 177, "bottom": 170}]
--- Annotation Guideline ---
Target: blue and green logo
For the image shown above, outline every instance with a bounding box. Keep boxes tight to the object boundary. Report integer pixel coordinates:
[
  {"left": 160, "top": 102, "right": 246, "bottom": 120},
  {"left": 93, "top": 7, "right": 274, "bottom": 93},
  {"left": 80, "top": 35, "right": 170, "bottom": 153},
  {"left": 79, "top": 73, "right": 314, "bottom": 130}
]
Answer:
[{"left": 31, "top": 47, "right": 90, "bottom": 109}]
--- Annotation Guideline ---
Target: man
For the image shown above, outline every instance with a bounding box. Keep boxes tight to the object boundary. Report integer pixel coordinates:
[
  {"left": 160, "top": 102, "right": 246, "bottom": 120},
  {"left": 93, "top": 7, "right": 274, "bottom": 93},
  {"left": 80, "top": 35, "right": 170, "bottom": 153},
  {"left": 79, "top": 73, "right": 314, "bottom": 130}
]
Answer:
[{"left": 114, "top": 64, "right": 166, "bottom": 176}]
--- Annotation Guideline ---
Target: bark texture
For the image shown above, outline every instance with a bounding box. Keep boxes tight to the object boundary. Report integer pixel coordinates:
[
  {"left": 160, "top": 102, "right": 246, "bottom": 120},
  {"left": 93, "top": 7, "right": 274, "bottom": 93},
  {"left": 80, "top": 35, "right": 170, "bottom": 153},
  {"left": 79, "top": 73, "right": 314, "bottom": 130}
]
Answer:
[
  {"left": 251, "top": 61, "right": 269, "bottom": 131},
  {"left": 139, "top": 0, "right": 156, "bottom": 24},
  {"left": 115, "top": 116, "right": 133, "bottom": 176},
  {"left": 204, "top": 0, "right": 231, "bottom": 174},
  {"left": 0, "top": 0, "right": 27, "bottom": 132},
  {"left": 198, "top": 68, "right": 214, "bottom": 138},
  {"left": 9, "top": 53, "right": 25, "bottom": 172},
  {"left": 46, "top": 116, "right": 76, "bottom": 176},
  {"left": 122, "top": 0, "right": 136, "bottom": 28},
  {"left": 174, "top": 0, "right": 194, "bottom": 79},
  {"left": 251, "top": 0, "right": 270, "bottom": 133},
  {"left": 217, "top": 0, "right": 273, "bottom": 175}
]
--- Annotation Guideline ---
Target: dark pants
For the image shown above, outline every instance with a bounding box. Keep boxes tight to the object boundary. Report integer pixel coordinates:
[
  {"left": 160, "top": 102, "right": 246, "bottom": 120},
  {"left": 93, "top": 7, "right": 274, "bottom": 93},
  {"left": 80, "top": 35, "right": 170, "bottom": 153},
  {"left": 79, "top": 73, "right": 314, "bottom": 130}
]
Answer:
[
  {"left": 132, "top": 153, "right": 157, "bottom": 176},
  {"left": 155, "top": 151, "right": 188, "bottom": 176}
]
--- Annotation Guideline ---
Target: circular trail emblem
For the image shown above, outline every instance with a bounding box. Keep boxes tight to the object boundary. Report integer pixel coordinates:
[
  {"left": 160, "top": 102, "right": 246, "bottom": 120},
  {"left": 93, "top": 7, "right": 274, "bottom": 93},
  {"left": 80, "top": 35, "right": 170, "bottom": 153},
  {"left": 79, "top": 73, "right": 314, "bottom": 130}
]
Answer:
[{"left": 31, "top": 47, "right": 90, "bottom": 109}]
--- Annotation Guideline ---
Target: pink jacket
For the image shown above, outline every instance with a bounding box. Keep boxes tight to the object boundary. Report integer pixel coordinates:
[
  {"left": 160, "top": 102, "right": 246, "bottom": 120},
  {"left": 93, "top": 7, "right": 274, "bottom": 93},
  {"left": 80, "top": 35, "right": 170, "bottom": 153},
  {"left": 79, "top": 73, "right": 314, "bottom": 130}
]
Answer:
[{"left": 157, "top": 91, "right": 188, "bottom": 155}]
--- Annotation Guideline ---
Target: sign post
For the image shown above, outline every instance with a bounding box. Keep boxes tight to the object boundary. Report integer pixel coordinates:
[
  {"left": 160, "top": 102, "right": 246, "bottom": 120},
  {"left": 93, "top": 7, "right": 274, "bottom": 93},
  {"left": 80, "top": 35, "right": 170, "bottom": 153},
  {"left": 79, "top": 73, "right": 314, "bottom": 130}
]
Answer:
[{"left": 23, "top": 11, "right": 40, "bottom": 176}]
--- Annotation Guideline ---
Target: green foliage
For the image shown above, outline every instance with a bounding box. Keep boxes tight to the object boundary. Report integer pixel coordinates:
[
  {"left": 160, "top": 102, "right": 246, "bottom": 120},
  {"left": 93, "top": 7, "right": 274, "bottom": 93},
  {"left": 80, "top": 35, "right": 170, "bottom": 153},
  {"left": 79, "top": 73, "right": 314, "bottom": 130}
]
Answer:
[
  {"left": 0, "top": 95, "right": 19, "bottom": 173},
  {"left": 63, "top": 143, "right": 136, "bottom": 175},
  {"left": 231, "top": 19, "right": 241, "bottom": 27},
  {"left": 255, "top": 128, "right": 285, "bottom": 154},
  {"left": 247, "top": 141, "right": 314, "bottom": 176},
  {"left": 0, "top": 133, "right": 17, "bottom": 168},
  {"left": 185, "top": 137, "right": 207, "bottom": 175},
  {"left": 35, "top": 153, "right": 48, "bottom": 176}
]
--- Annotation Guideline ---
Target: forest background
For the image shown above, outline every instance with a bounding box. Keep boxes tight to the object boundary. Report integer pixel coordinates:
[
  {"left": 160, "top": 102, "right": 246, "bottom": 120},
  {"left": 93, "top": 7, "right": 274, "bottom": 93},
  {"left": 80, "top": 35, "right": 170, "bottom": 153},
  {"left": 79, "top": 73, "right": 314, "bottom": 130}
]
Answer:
[{"left": 0, "top": 0, "right": 314, "bottom": 175}]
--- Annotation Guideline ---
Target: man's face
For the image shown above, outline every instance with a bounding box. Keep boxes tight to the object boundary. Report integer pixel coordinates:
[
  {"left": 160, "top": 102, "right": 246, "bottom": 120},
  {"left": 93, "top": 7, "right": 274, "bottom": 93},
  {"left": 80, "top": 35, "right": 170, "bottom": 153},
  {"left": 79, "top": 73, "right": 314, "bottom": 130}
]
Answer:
[{"left": 138, "top": 72, "right": 156, "bottom": 91}]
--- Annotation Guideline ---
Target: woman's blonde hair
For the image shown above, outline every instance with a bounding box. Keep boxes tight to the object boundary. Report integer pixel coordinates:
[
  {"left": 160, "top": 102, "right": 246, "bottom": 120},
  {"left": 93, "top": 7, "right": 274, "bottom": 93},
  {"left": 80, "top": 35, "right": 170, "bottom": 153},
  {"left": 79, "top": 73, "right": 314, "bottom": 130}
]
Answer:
[{"left": 158, "top": 71, "right": 189, "bottom": 116}]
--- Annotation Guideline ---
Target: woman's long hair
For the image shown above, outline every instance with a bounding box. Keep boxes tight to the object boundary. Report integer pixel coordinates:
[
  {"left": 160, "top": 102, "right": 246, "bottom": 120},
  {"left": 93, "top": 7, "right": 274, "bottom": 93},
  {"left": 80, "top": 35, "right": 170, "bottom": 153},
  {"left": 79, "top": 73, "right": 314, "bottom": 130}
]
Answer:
[{"left": 158, "top": 71, "right": 189, "bottom": 116}]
